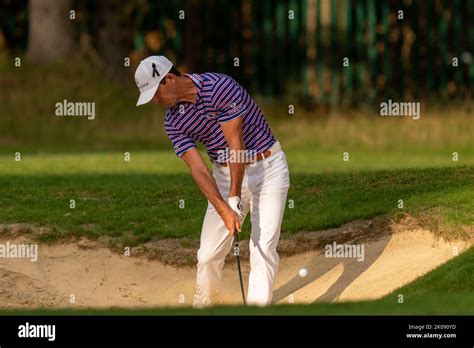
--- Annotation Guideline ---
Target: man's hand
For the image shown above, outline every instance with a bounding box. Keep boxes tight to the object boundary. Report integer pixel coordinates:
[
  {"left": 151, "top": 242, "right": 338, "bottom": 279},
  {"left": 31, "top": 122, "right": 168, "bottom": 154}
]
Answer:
[
  {"left": 220, "top": 204, "right": 242, "bottom": 236},
  {"left": 228, "top": 196, "right": 244, "bottom": 221},
  {"left": 181, "top": 147, "right": 241, "bottom": 236}
]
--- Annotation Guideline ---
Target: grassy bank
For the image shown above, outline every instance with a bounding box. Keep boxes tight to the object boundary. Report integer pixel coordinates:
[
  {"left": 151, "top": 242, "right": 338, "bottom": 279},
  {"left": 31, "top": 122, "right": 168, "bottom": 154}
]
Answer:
[{"left": 0, "top": 162, "right": 472, "bottom": 244}]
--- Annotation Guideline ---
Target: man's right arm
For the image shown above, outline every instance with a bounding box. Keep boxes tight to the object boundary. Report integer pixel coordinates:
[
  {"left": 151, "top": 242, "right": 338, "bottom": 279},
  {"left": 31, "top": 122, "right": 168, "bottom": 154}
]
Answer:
[{"left": 181, "top": 147, "right": 241, "bottom": 234}]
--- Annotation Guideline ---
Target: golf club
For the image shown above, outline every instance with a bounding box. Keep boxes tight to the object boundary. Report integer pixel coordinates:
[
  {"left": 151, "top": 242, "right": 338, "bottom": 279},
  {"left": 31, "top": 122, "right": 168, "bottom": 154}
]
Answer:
[{"left": 233, "top": 229, "right": 246, "bottom": 305}]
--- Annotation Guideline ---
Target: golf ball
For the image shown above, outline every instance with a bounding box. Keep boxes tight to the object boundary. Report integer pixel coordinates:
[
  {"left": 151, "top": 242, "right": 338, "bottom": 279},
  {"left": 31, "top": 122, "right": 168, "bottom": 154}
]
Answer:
[{"left": 298, "top": 268, "right": 308, "bottom": 277}]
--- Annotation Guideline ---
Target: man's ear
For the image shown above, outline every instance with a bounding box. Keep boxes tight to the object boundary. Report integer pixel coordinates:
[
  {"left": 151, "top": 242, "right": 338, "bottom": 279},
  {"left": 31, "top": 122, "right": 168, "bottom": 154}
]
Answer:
[{"left": 166, "top": 73, "right": 177, "bottom": 83}]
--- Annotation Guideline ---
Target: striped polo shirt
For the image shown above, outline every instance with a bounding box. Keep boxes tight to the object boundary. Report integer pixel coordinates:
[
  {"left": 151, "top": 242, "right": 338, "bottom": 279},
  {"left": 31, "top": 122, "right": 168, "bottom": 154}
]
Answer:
[{"left": 164, "top": 73, "right": 276, "bottom": 163}]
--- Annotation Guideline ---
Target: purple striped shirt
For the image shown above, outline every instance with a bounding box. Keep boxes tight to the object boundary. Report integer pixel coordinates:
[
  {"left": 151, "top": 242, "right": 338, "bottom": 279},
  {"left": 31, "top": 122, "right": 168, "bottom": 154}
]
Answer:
[{"left": 164, "top": 73, "right": 276, "bottom": 163}]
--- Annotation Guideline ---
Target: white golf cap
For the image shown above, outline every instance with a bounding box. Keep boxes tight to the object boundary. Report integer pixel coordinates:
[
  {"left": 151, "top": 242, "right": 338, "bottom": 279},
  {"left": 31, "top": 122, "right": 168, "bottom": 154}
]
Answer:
[{"left": 134, "top": 56, "right": 173, "bottom": 106}]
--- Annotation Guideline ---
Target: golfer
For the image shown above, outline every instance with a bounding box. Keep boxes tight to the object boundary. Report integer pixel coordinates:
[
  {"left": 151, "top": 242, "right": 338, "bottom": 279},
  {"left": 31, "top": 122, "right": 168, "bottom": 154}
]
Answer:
[{"left": 135, "top": 56, "right": 290, "bottom": 307}]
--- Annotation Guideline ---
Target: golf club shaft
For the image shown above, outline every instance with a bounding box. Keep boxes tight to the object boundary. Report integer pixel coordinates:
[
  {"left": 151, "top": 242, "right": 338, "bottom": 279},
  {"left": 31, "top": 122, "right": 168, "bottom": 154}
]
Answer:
[{"left": 233, "top": 230, "right": 246, "bottom": 305}]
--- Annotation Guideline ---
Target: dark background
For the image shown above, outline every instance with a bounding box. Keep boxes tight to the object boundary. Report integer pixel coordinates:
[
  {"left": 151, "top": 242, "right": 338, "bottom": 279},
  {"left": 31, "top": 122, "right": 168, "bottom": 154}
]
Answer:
[{"left": 1, "top": 0, "right": 472, "bottom": 107}]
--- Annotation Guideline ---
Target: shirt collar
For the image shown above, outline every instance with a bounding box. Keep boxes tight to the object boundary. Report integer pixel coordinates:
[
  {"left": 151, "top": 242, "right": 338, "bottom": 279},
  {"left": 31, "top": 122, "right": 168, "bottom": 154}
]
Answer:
[
  {"left": 167, "top": 74, "right": 201, "bottom": 116},
  {"left": 184, "top": 73, "right": 202, "bottom": 100}
]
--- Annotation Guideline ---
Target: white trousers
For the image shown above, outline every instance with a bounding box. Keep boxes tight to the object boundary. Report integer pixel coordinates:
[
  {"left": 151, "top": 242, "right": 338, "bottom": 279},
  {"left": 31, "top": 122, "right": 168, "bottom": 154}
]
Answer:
[{"left": 193, "top": 141, "right": 290, "bottom": 307}]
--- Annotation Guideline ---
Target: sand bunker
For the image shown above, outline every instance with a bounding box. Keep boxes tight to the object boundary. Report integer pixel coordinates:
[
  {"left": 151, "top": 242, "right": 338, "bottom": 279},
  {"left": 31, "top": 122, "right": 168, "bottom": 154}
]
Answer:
[{"left": 0, "top": 219, "right": 471, "bottom": 309}]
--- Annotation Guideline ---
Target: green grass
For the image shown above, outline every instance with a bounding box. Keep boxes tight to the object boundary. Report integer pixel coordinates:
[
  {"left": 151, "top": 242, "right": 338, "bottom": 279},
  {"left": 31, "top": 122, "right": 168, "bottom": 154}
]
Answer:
[
  {"left": 1, "top": 58, "right": 473, "bottom": 160},
  {"left": 0, "top": 160, "right": 472, "bottom": 244},
  {"left": 2, "top": 246, "right": 472, "bottom": 316},
  {"left": 0, "top": 58, "right": 472, "bottom": 244}
]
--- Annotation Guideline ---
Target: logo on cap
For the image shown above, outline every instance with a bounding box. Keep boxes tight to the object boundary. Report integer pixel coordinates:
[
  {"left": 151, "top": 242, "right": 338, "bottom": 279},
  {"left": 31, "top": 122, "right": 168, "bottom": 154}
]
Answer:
[
  {"left": 135, "top": 78, "right": 149, "bottom": 90},
  {"left": 152, "top": 63, "right": 160, "bottom": 78}
]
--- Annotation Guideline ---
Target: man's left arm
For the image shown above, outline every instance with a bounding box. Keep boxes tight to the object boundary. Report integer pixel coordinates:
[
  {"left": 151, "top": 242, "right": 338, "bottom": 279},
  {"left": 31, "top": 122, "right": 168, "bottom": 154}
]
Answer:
[{"left": 220, "top": 116, "right": 245, "bottom": 198}]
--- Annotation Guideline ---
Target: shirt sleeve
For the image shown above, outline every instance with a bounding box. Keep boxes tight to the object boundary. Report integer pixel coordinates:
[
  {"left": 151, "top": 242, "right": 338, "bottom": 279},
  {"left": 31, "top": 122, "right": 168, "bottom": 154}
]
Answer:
[
  {"left": 165, "top": 122, "right": 196, "bottom": 157},
  {"left": 211, "top": 76, "right": 247, "bottom": 123}
]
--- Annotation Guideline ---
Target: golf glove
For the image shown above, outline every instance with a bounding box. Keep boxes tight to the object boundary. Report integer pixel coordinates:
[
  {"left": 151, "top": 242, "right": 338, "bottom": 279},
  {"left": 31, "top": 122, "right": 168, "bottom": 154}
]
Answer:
[{"left": 228, "top": 196, "right": 244, "bottom": 221}]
